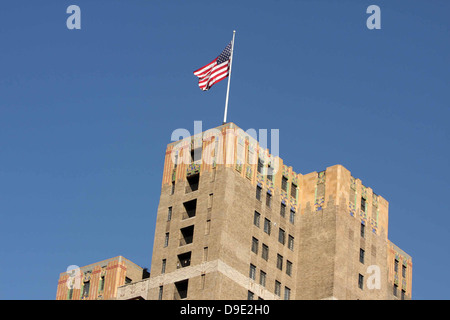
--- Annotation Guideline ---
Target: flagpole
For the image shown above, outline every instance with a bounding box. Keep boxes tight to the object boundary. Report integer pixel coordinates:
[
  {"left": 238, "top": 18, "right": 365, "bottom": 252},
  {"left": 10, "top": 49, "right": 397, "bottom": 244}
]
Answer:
[{"left": 223, "top": 30, "right": 236, "bottom": 124}]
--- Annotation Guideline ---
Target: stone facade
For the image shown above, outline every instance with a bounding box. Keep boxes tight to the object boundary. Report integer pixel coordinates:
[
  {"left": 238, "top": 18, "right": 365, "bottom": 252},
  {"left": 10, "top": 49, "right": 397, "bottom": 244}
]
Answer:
[{"left": 116, "top": 122, "right": 412, "bottom": 300}]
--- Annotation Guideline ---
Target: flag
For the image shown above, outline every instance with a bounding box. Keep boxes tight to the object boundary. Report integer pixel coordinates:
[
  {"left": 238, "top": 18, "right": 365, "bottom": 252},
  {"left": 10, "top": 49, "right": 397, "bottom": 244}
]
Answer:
[{"left": 193, "top": 42, "right": 232, "bottom": 91}]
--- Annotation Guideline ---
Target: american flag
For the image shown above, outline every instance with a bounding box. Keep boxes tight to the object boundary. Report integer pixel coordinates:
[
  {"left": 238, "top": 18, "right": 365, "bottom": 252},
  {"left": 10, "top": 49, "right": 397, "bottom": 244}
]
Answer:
[{"left": 193, "top": 42, "right": 232, "bottom": 91}]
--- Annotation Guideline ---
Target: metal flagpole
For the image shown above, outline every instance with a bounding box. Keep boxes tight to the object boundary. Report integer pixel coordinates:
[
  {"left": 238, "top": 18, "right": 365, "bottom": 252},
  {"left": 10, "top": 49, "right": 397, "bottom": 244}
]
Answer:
[{"left": 223, "top": 30, "right": 236, "bottom": 124}]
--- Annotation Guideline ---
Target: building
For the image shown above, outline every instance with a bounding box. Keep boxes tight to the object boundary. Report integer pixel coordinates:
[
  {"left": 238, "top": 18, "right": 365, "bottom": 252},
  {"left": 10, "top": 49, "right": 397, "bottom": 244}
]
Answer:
[
  {"left": 116, "top": 122, "right": 412, "bottom": 300},
  {"left": 56, "top": 256, "right": 149, "bottom": 300}
]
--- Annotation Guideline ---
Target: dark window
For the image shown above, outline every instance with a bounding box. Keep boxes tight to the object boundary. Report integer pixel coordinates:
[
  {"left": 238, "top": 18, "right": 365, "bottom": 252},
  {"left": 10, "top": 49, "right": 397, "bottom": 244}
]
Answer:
[
  {"left": 161, "top": 259, "right": 166, "bottom": 274},
  {"left": 361, "top": 197, "right": 366, "bottom": 212},
  {"left": 186, "top": 174, "right": 199, "bottom": 192},
  {"left": 358, "top": 274, "right": 364, "bottom": 290},
  {"left": 401, "top": 289, "right": 406, "bottom": 300},
  {"left": 394, "top": 259, "right": 399, "bottom": 273},
  {"left": 266, "top": 192, "right": 271, "bottom": 207},
  {"left": 288, "top": 235, "right": 294, "bottom": 251},
  {"left": 360, "top": 223, "right": 365, "bottom": 238},
  {"left": 275, "top": 281, "right": 281, "bottom": 296},
  {"left": 183, "top": 199, "right": 197, "bottom": 219},
  {"left": 177, "top": 252, "right": 191, "bottom": 268},
  {"left": 402, "top": 265, "right": 406, "bottom": 278},
  {"left": 278, "top": 228, "right": 285, "bottom": 245},
  {"left": 256, "top": 185, "right": 262, "bottom": 200},
  {"left": 191, "top": 147, "right": 202, "bottom": 163},
  {"left": 257, "top": 158, "right": 264, "bottom": 173},
  {"left": 360, "top": 248, "right": 365, "bottom": 264},
  {"left": 286, "top": 260, "right": 292, "bottom": 276},
  {"left": 284, "top": 287, "right": 291, "bottom": 300},
  {"left": 180, "top": 225, "right": 194, "bottom": 246},
  {"left": 251, "top": 237, "right": 259, "bottom": 254},
  {"left": 164, "top": 232, "right": 169, "bottom": 247},
  {"left": 99, "top": 276, "right": 105, "bottom": 291},
  {"left": 281, "top": 176, "right": 288, "bottom": 191},
  {"left": 82, "top": 281, "right": 90, "bottom": 297},
  {"left": 267, "top": 165, "right": 273, "bottom": 181},
  {"left": 171, "top": 181, "right": 175, "bottom": 195},
  {"left": 253, "top": 211, "right": 261, "bottom": 227},
  {"left": 264, "top": 218, "right": 271, "bottom": 235},
  {"left": 262, "top": 244, "right": 269, "bottom": 261},
  {"left": 125, "top": 277, "right": 132, "bottom": 284},
  {"left": 277, "top": 254, "right": 283, "bottom": 270},
  {"left": 158, "top": 286, "right": 163, "bottom": 300},
  {"left": 280, "top": 203, "right": 286, "bottom": 218},
  {"left": 291, "top": 183, "right": 297, "bottom": 198},
  {"left": 247, "top": 290, "right": 254, "bottom": 300},
  {"left": 174, "top": 279, "right": 188, "bottom": 300},
  {"left": 393, "top": 284, "right": 398, "bottom": 297},
  {"left": 249, "top": 264, "right": 256, "bottom": 280},
  {"left": 167, "top": 207, "right": 172, "bottom": 221}
]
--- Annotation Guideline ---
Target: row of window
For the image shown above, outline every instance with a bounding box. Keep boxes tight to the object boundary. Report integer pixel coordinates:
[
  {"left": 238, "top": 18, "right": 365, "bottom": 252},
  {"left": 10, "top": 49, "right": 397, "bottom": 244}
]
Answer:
[
  {"left": 251, "top": 237, "right": 293, "bottom": 275},
  {"left": 256, "top": 186, "right": 296, "bottom": 224},
  {"left": 253, "top": 211, "right": 295, "bottom": 250},
  {"left": 249, "top": 264, "right": 291, "bottom": 300}
]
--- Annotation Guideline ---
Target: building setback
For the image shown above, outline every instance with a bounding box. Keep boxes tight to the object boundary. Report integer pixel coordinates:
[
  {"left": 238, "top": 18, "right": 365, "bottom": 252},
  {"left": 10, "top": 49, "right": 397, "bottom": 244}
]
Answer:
[{"left": 114, "top": 122, "right": 412, "bottom": 300}]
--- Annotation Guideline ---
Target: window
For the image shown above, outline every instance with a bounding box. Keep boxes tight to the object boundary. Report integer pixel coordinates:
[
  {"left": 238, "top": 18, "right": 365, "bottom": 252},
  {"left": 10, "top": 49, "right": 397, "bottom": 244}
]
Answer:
[
  {"left": 262, "top": 244, "right": 269, "bottom": 261},
  {"left": 288, "top": 235, "right": 294, "bottom": 251},
  {"left": 281, "top": 176, "right": 288, "bottom": 191},
  {"left": 180, "top": 225, "right": 194, "bottom": 246},
  {"left": 167, "top": 207, "right": 172, "bottom": 221},
  {"left": 99, "top": 276, "right": 105, "bottom": 291},
  {"left": 259, "top": 270, "right": 266, "bottom": 287},
  {"left": 278, "top": 228, "right": 285, "bottom": 245},
  {"left": 393, "top": 284, "right": 398, "bottom": 297},
  {"left": 266, "top": 192, "right": 272, "bottom": 207},
  {"left": 280, "top": 203, "right": 286, "bottom": 218},
  {"left": 257, "top": 158, "right": 264, "bottom": 173},
  {"left": 274, "top": 281, "right": 281, "bottom": 296},
  {"left": 164, "top": 232, "right": 169, "bottom": 247},
  {"left": 276, "top": 254, "right": 283, "bottom": 270},
  {"left": 203, "top": 247, "right": 208, "bottom": 262},
  {"left": 361, "top": 197, "right": 366, "bottom": 212},
  {"left": 249, "top": 264, "right": 256, "bottom": 280},
  {"left": 286, "top": 260, "right": 292, "bottom": 276},
  {"left": 402, "top": 265, "right": 406, "bottom": 278},
  {"left": 68, "top": 288, "right": 73, "bottom": 300},
  {"left": 183, "top": 199, "right": 197, "bottom": 219},
  {"left": 359, "top": 248, "right": 365, "bottom": 264},
  {"left": 177, "top": 252, "right": 191, "bottom": 268},
  {"left": 291, "top": 183, "right": 297, "bottom": 198},
  {"left": 171, "top": 181, "right": 175, "bottom": 195},
  {"left": 394, "top": 259, "right": 399, "bottom": 273},
  {"left": 360, "top": 222, "right": 365, "bottom": 238},
  {"left": 256, "top": 185, "right": 262, "bottom": 201},
  {"left": 82, "top": 280, "right": 90, "bottom": 297},
  {"left": 186, "top": 174, "right": 199, "bottom": 192},
  {"left": 161, "top": 259, "right": 166, "bottom": 274},
  {"left": 289, "top": 209, "right": 295, "bottom": 224},
  {"left": 247, "top": 291, "right": 254, "bottom": 300},
  {"left": 401, "top": 290, "right": 406, "bottom": 300},
  {"left": 253, "top": 211, "right": 261, "bottom": 227},
  {"left": 251, "top": 237, "right": 259, "bottom": 254},
  {"left": 191, "top": 147, "right": 202, "bottom": 163},
  {"left": 158, "top": 286, "right": 163, "bottom": 300},
  {"left": 205, "top": 219, "right": 211, "bottom": 235},
  {"left": 264, "top": 218, "right": 271, "bottom": 235},
  {"left": 125, "top": 277, "right": 132, "bottom": 284},
  {"left": 267, "top": 165, "right": 273, "bottom": 182},
  {"left": 284, "top": 287, "right": 291, "bottom": 300},
  {"left": 358, "top": 274, "right": 364, "bottom": 290},
  {"left": 174, "top": 279, "right": 188, "bottom": 300}
]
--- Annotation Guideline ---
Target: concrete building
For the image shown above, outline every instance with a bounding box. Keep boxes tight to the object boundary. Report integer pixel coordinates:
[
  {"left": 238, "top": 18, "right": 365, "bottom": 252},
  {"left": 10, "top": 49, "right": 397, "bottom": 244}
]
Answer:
[
  {"left": 56, "top": 256, "right": 149, "bottom": 300},
  {"left": 116, "top": 122, "right": 412, "bottom": 300}
]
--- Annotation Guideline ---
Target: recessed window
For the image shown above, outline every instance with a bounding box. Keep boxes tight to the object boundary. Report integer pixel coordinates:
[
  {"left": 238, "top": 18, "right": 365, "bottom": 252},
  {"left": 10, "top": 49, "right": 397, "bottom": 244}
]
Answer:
[
  {"left": 183, "top": 199, "right": 197, "bottom": 219},
  {"left": 266, "top": 192, "right": 272, "bottom": 207},
  {"left": 161, "top": 259, "right": 166, "bottom": 274},
  {"left": 259, "top": 270, "right": 266, "bottom": 287},
  {"left": 191, "top": 147, "right": 202, "bottom": 163},
  {"left": 361, "top": 197, "right": 366, "bottom": 212},
  {"left": 288, "top": 235, "right": 294, "bottom": 251},
  {"left": 286, "top": 260, "right": 292, "bottom": 276},
  {"left": 284, "top": 287, "right": 291, "bottom": 300},
  {"left": 358, "top": 274, "right": 364, "bottom": 290},
  {"left": 262, "top": 244, "right": 269, "bottom": 261},
  {"left": 274, "top": 280, "right": 281, "bottom": 296},
  {"left": 264, "top": 218, "right": 271, "bottom": 235},
  {"left": 164, "top": 232, "right": 169, "bottom": 247},
  {"left": 167, "top": 207, "right": 172, "bottom": 221},
  {"left": 289, "top": 209, "right": 295, "bottom": 224},
  {"left": 253, "top": 211, "right": 261, "bottom": 227},
  {"left": 174, "top": 279, "right": 188, "bottom": 300},
  {"left": 251, "top": 237, "right": 259, "bottom": 254},
  {"left": 291, "top": 183, "right": 297, "bottom": 198},
  {"left": 360, "top": 222, "right": 365, "bottom": 238},
  {"left": 247, "top": 290, "right": 254, "bottom": 300},
  {"left": 249, "top": 264, "right": 256, "bottom": 280},
  {"left": 280, "top": 203, "right": 286, "bottom": 217},
  {"left": 177, "top": 252, "right": 191, "bottom": 268},
  {"left": 256, "top": 185, "right": 262, "bottom": 201},
  {"left": 186, "top": 174, "right": 199, "bottom": 193},
  {"left": 158, "top": 286, "right": 163, "bottom": 300},
  {"left": 359, "top": 248, "right": 365, "bottom": 264},
  {"left": 257, "top": 158, "right": 264, "bottom": 174},
  {"left": 281, "top": 176, "right": 288, "bottom": 191},
  {"left": 393, "top": 284, "right": 398, "bottom": 297},
  {"left": 180, "top": 225, "right": 194, "bottom": 246},
  {"left": 276, "top": 254, "right": 283, "bottom": 270},
  {"left": 278, "top": 228, "right": 285, "bottom": 245},
  {"left": 402, "top": 265, "right": 406, "bottom": 278}
]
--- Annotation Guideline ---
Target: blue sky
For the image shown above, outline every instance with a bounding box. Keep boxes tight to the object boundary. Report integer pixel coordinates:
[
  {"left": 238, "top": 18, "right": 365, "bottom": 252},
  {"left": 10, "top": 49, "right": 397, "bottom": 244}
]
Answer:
[{"left": 0, "top": 0, "right": 448, "bottom": 300}]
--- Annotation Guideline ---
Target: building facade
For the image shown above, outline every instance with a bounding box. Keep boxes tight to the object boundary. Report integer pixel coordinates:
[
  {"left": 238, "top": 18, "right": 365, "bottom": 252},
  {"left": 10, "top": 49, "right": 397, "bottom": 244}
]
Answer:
[
  {"left": 56, "top": 256, "right": 148, "bottom": 300},
  {"left": 117, "top": 122, "right": 412, "bottom": 300}
]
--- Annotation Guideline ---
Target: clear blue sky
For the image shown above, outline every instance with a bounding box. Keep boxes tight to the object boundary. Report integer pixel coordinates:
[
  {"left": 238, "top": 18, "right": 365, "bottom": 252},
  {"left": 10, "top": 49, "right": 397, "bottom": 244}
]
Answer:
[{"left": 0, "top": 0, "right": 448, "bottom": 300}]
